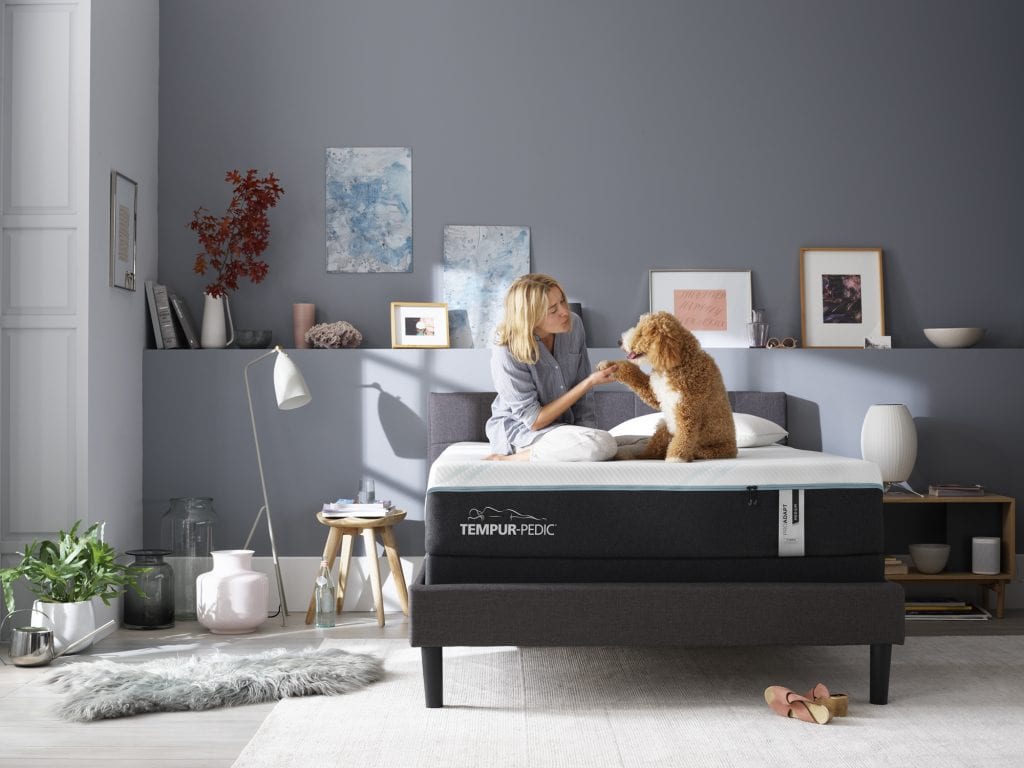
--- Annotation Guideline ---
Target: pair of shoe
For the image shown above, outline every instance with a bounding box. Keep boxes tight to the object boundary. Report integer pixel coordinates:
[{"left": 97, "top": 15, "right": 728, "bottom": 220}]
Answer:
[{"left": 763, "top": 683, "right": 849, "bottom": 725}]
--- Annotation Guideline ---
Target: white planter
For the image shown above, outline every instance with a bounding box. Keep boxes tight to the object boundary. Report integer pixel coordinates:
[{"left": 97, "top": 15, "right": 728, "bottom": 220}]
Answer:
[
  {"left": 32, "top": 599, "right": 96, "bottom": 655},
  {"left": 200, "top": 293, "right": 235, "bottom": 348},
  {"left": 196, "top": 550, "right": 268, "bottom": 634}
]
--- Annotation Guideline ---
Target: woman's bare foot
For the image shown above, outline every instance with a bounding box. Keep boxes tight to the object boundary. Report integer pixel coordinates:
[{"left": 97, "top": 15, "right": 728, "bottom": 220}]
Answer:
[{"left": 484, "top": 449, "right": 531, "bottom": 462}]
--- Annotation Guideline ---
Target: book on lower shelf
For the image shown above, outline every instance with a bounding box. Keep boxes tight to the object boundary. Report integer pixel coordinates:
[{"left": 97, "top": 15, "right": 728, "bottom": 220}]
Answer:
[
  {"left": 904, "top": 599, "right": 991, "bottom": 620},
  {"left": 321, "top": 499, "right": 394, "bottom": 518},
  {"left": 169, "top": 293, "right": 200, "bottom": 349},
  {"left": 928, "top": 483, "right": 985, "bottom": 497}
]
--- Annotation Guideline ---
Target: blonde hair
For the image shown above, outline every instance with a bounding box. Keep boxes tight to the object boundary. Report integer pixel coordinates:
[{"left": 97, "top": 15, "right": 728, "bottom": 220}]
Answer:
[{"left": 495, "top": 273, "right": 567, "bottom": 364}]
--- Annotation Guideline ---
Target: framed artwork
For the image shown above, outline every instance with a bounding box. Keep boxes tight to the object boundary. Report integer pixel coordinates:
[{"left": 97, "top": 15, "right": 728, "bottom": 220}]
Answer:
[
  {"left": 442, "top": 225, "right": 530, "bottom": 348},
  {"left": 800, "top": 248, "right": 885, "bottom": 348},
  {"left": 649, "top": 269, "right": 752, "bottom": 348},
  {"left": 390, "top": 302, "right": 450, "bottom": 349},
  {"left": 326, "top": 147, "right": 412, "bottom": 273},
  {"left": 109, "top": 171, "right": 137, "bottom": 291}
]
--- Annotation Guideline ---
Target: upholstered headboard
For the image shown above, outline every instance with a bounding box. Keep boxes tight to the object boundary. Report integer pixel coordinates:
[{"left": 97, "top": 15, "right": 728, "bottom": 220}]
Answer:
[{"left": 427, "top": 390, "right": 787, "bottom": 464}]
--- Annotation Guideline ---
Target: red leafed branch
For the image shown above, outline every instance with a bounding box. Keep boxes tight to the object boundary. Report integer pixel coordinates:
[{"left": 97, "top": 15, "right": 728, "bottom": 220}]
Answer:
[{"left": 189, "top": 169, "right": 285, "bottom": 297}]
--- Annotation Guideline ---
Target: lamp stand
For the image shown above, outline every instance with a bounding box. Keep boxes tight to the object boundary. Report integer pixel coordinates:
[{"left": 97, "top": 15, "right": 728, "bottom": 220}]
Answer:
[{"left": 243, "top": 349, "right": 289, "bottom": 625}]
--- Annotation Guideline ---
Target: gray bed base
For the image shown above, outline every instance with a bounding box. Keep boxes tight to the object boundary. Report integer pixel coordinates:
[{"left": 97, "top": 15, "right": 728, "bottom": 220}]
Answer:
[{"left": 411, "top": 390, "right": 906, "bottom": 708}]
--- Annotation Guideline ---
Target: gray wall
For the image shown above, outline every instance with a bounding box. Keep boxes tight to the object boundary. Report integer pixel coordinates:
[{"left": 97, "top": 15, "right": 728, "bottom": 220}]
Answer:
[
  {"left": 149, "top": 2, "right": 1024, "bottom": 559},
  {"left": 157, "top": 0, "right": 1024, "bottom": 349}
]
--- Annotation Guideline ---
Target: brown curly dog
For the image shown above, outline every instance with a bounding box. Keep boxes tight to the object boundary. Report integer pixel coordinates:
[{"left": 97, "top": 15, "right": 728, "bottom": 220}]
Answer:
[{"left": 598, "top": 311, "right": 737, "bottom": 462}]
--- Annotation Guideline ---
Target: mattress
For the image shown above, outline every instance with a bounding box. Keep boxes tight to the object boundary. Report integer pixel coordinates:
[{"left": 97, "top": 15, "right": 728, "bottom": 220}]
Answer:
[{"left": 424, "top": 443, "right": 885, "bottom": 584}]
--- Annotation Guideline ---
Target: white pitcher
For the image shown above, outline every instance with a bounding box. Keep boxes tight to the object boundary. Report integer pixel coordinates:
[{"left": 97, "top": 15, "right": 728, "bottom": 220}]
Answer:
[{"left": 200, "top": 293, "right": 235, "bottom": 348}]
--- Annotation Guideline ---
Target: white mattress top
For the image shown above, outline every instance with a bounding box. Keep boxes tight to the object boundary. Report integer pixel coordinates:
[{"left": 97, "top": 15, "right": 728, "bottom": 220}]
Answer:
[{"left": 428, "top": 443, "right": 883, "bottom": 492}]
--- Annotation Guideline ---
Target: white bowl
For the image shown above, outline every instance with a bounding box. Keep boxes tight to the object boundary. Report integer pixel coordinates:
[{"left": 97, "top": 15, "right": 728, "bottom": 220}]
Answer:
[
  {"left": 923, "top": 327, "right": 984, "bottom": 348},
  {"left": 909, "top": 543, "right": 950, "bottom": 574}
]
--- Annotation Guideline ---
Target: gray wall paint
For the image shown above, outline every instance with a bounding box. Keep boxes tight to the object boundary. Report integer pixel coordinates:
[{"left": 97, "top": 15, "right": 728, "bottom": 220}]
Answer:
[
  {"left": 157, "top": 0, "right": 1024, "bottom": 350},
  {"left": 149, "top": 2, "right": 1024, "bottom": 561},
  {"left": 89, "top": 0, "right": 159, "bottom": 552}
]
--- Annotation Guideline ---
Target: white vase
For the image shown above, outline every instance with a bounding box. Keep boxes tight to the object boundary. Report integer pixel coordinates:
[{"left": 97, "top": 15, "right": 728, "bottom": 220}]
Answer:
[
  {"left": 860, "top": 403, "right": 917, "bottom": 488},
  {"left": 200, "top": 293, "right": 235, "bottom": 348},
  {"left": 196, "top": 549, "right": 268, "bottom": 634},
  {"left": 32, "top": 599, "right": 96, "bottom": 655}
]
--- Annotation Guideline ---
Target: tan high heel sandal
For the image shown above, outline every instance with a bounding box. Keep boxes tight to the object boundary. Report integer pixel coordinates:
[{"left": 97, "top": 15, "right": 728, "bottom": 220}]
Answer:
[{"left": 806, "top": 683, "right": 849, "bottom": 717}]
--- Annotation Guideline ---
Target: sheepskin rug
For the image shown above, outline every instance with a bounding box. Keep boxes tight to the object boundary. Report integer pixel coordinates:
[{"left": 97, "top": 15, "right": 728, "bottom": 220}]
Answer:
[{"left": 44, "top": 647, "right": 384, "bottom": 721}]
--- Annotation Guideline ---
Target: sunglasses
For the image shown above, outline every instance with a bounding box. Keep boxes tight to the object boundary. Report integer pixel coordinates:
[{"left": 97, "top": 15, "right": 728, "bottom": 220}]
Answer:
[{"left": 766, "top": 337, "right": 799, "bottom": 349}]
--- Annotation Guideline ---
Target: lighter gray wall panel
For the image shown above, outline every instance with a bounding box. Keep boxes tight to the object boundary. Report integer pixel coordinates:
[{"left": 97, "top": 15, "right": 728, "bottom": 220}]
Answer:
[
  {"left": 2, "top": 228, "right": 75, "bottom": 313},
  {"left": 3, "top": 3, "right": 75, "bottom": 213},
  {"left": 3, "top": 328, "right": 77, "bottom": 536}
]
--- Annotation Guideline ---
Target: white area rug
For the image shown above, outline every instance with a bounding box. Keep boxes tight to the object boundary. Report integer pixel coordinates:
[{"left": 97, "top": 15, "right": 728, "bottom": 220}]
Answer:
[{"left": 233, "top": 636, "right": 1024, "bottom": 768}]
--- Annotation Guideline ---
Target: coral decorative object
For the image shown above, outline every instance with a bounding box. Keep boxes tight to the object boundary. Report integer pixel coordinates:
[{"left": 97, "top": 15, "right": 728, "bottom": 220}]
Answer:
[
  {"left": 304, "top": 321, "right": 363, "bottom": 349},
  {"left": 196, "top": 550, "right": 268, "bottom": 634}
]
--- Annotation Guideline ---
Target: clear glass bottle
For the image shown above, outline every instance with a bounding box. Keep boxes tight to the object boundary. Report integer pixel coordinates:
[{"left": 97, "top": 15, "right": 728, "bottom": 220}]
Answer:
[
  {"left": 123, "top": 549, "right": 175, "bottom": 629},
  {"left": 160, "top": 497, "right": 218, "bottom": 620},
  {"left": 314, "top": 560, "right": 336, "bottom": 628}
]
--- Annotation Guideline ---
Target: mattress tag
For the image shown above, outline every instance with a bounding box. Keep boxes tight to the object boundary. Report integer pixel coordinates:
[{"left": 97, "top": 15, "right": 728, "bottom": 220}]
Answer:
[{"left": 778, "top": 489, "right": 805, "bottom": 557}]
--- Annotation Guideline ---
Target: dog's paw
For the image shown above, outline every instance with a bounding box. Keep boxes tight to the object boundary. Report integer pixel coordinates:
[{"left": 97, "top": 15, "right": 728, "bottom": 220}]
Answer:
[
  {"left": 664, "top": 455, "right": 692, "bottom": 463},
  {"left": 596, "top": 360, "right": 616, "bottom": 371}
]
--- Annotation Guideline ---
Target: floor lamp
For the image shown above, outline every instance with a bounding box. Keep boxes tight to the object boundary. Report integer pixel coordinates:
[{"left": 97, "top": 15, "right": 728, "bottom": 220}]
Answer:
[{"left": 243, "top": 346, "right": 312, "bottom": 625}]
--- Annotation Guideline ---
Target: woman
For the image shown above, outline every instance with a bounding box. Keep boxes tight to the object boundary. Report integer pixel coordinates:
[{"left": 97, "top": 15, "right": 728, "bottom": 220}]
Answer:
[{"left": 485, "top": 273, "right": 619, "bottom": 461}]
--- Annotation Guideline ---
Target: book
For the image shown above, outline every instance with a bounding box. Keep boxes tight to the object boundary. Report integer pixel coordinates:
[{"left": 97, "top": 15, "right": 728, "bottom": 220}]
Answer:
[
  {"left": 905, "top": 603, "right": 990, "bottom": 620},
  {"left": 928, "top": 483, "right": 985, "bottom": 497},
  {"left": 151, "top": 283, "right": 182, "bottom": 349},
  {"left": 885, "top": 562, "right": 908, "bottom": 575},
  {"left": 321, "top": 499, "right": 394, "bottom": 518},
  {"left": 144, "top": 280, "right": 164, "bottom": 349},
  {"left": 170, "top": 293, "right": 201, "bottom": 349}
]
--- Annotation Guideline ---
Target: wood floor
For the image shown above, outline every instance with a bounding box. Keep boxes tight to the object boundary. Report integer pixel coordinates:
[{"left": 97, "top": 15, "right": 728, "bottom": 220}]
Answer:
[{"left": 1, "top": 610, "right": 1022, "bottom": 767}]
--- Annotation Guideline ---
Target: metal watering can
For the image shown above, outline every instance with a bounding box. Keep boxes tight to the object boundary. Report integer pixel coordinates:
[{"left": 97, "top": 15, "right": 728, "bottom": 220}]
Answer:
[{"left": 0, "top": 608, "right": 116, "bottom": 667}]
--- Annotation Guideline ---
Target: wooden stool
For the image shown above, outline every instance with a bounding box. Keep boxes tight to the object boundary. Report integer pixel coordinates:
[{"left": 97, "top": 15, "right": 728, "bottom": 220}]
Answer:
[{"left": 305, "top": 510, "right": 409, "bottom": 627}]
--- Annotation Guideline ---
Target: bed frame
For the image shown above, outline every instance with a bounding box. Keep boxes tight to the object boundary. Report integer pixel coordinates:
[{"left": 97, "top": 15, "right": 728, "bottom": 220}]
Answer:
[{"left": 410, "top": 390, "right": 905, "bottom": 708}]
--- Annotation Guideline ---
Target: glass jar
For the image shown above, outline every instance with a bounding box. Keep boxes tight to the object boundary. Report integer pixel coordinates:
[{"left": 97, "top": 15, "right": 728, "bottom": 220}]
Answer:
[
  {"left": 123, "top": 549, "right": 175, "bottom": 629},
  {"left": 160, "top": 497, "right": 218, "bottom": 620}
]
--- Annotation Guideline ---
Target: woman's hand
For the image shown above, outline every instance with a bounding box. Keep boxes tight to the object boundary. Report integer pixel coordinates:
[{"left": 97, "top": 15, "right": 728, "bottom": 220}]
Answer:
[{"left": 588, "top": 362, "right": 618, "bottom": 388}]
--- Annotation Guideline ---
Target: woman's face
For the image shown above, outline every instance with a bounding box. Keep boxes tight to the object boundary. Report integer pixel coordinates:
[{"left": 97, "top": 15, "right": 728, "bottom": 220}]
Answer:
[{"left": 534, "top": 286, "right": 571, "bottom": 337}]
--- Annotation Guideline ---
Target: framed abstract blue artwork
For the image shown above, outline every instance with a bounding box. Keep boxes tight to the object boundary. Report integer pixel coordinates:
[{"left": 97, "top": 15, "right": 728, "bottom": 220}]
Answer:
[
  {"left": 443, "top": 225, "right": 530, "bottom": 348},
  {"left": 326, "top": 147, "right": 412, "bottom": 273}
]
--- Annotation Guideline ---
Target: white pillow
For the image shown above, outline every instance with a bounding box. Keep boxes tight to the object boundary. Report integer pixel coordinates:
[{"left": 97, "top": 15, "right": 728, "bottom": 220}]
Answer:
[
  {"left": 733, "top": 412, "right": 788, "bottom": 447},
  {"left": 608, "top": 413, "right": 663, "bottom": 437},
  {"left": 610, "top": 411, "right": 787, "bottom": 448}
]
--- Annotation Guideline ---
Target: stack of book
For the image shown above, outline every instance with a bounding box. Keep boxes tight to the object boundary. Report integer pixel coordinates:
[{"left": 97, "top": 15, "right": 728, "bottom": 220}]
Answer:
[
  {"left": 321, "top": 499, "right": 394, "bottom": 518},
  {"left": 928, "top": 483, "right": 985, "bottom": 497},
  {"left": 904, "top": 598, "right": 991, "bottom": 620},
  {"left": 884, "top": 556, "right": 908, "bottom": 575}
]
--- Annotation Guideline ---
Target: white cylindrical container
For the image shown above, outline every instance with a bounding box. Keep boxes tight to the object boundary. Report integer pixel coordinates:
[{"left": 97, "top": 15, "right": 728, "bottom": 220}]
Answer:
[
  {"left": 196, "top": 550, "right": 269, "bottom": 634},
  {"left": 860, "top": 404, "right": 917, "bottom": 487},
  {"left": 971, "top": 537, "right": 1000, "bottom": 575}
]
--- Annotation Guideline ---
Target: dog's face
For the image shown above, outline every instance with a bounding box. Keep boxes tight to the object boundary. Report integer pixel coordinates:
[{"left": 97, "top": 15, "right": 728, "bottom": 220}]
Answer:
[{"left": 619, "top": 311, "right": 701, "bottom": 370}]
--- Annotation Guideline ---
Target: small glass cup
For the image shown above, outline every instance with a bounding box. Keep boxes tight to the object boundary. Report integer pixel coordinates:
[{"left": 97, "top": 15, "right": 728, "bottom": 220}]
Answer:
[
  {"left": 747, "top": 322, "right": 770, "bottom": 348},
  {"left": 357, "top": 478, "right": 375, "bottom": 504}
]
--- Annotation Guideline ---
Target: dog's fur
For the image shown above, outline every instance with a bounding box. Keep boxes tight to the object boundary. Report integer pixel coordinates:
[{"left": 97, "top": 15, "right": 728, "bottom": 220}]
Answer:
[{"left": 599, "top": 311, "right": 737, "bottom": 462}]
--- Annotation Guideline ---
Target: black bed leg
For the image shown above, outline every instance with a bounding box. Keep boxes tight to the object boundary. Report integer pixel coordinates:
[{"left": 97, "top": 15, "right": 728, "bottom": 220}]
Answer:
[
  {"left": 422, "top": 646, "right": 443, "bottom": 708},
  {"left": 869, "top": 643, "right": 892, "bottom": 705}
]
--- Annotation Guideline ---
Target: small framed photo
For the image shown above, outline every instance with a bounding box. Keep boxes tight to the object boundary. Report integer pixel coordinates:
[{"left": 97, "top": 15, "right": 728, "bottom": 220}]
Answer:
[
  {"left": 109, "top": 170, "right": 138, "bottom": 291},
  {"left": 865, "top": 336, "right": 892, "bottom": 349},
  {"left": 649, "top": 269, "right": 752, "bottom": 348},
  {"left": 390, "top": 302, "right": 450, "bottom": 349},
  {"left": 800, "top": 248, "right": 885, "bottom": 348}
]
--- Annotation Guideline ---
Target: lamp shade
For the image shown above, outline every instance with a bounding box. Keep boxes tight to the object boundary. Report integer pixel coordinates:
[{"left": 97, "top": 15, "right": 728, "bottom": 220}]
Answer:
[
  {"left": 273, "top": 351, "right": 311, "bottom": 410},
  {"left": 860, "top": 403, "right": 917, "bottom": 484}
]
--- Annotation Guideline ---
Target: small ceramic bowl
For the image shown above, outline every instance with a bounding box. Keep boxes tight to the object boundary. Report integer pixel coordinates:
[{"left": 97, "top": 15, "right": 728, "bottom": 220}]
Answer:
[
  {"left": 908, "top": 543, "right": 950, "bottom": 574},
  {"left": 234, "top": 330, "right": 272, "bottom": 349},
  {"left": 923, "top": 327, "right": 984, "bottom": 348}
]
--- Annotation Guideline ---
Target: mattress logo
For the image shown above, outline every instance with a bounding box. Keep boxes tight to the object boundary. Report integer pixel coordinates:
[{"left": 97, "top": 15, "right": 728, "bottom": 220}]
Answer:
[{"left": 460, "top": 507, "right": 557, "bottom": 536}]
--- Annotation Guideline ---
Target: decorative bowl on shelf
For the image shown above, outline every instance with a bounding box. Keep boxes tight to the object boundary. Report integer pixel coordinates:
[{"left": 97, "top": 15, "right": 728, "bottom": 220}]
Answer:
[
  {"left": 908, "top": 543, "right": 950, "bottom": 574},
  {"left": 234, "top": 330, "right": 273, "bottom": 349},
  {"left": 923, "top": 327, "right": 984, "bottom": 348}
]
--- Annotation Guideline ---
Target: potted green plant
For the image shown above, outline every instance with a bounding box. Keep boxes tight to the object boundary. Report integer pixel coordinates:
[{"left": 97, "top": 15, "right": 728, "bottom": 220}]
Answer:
[{"left": 0, "top": 521, "right": 144, "bottom": 654}]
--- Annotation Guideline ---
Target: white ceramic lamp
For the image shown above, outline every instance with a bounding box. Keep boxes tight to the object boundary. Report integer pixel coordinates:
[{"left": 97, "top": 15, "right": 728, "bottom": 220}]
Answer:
[{"left": 860, "top": 403, "right": 919, "bottom": 495}]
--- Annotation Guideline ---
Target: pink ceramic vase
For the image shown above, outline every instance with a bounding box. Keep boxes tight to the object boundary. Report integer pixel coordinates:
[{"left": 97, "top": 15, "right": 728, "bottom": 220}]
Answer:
[{"left": 196, "top": 550, "right": 269, "bottom": 634}]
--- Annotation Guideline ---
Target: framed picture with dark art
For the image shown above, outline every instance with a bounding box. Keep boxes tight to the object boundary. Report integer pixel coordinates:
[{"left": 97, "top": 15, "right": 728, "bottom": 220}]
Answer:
[
  {"left": 649, "top": 269, "right": 752, "bottom": 348},
  {"left": 390, "top": 302, "right": 450, "bottom": 349},
  {"left": 109, "top": 170, "right": 137, "bottom": 291},
  {"left": 800, "top": 248, "right": 885, "bottom": 348}
]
